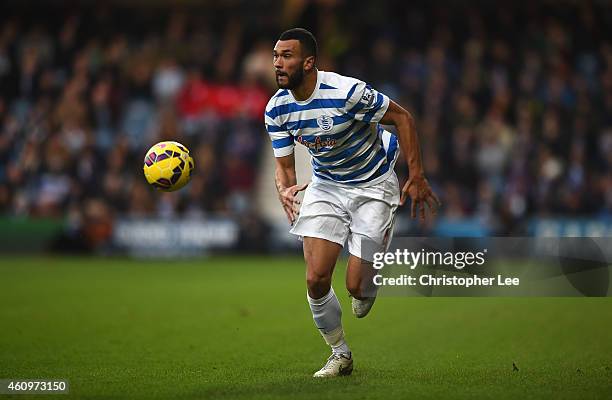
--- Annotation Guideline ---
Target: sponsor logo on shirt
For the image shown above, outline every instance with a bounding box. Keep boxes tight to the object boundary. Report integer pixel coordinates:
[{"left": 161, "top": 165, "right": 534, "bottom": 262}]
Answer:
[{"left": 296, "top": 136, "right": 337, "bottom": 151}]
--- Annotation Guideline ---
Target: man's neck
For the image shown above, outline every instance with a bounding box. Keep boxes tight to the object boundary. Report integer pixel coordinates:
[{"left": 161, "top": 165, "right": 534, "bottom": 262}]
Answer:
[{"left": 291, "top": 68, "right": 318, "bottom": 101}]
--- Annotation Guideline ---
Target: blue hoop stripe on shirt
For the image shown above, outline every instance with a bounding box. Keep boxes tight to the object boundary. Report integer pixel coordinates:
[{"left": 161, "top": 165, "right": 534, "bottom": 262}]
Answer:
[
  {"left": 313, "top": 132, "right": 398, "bottom": 184},
  {"left": 271, "top": 135, "right": 295, "bottom": 149},
  {"left": 313, "top": 139, "right": 383, "bottom": 171},
  {"left": 265, "top": 98, "right": 347, "bottom": 120},
  {"left": 313, "top": 147, "right": 386, "bottom": 182},
  {"left": 269, "top": 114, "right": 352, "bottom": 133}
]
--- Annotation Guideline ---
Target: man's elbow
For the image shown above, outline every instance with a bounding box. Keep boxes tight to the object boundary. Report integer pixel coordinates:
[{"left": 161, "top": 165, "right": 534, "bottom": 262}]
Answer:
[{"left": 395, "top": 108, "right": 414, "bottom": 128}]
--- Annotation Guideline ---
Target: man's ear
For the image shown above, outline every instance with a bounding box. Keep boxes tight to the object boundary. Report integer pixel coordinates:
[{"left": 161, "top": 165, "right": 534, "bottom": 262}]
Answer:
[{"left": 303, "top": 56, "right": 315, "bottom": 72}]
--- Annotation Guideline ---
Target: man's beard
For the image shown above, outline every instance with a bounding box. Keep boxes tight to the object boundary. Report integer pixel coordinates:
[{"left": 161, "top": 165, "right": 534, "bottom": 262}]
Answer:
[{"left": 276, "top": 68, "right": 304, "bottom": 89}]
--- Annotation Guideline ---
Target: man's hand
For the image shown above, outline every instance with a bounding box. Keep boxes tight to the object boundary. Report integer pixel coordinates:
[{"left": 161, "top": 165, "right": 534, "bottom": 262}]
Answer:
[
  {"left": 278, "top": 182, "right": 308, "bottom": 224},
  {"left": 400, "top": 175, "right": 441, "bottom": 220}
]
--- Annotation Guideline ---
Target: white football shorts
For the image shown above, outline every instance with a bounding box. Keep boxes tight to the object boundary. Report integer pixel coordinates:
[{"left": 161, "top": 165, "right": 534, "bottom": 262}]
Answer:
[{"left": 290, "top": 172, "right": 400, "bottom": 262}]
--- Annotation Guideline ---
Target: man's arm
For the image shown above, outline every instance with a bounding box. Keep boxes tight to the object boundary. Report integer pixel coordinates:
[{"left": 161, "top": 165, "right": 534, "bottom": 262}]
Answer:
[
  {"left": 380, "top": 100, "right": 441, "bottom": 219},
  {"left": 275, "top": 154, "right": 308, "bottom": 224}
]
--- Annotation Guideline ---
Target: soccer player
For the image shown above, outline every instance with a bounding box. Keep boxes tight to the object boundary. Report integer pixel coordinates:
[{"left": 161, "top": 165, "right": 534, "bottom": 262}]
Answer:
[{"left": 264, "top": 28, "right": 440, "bottom": 377}]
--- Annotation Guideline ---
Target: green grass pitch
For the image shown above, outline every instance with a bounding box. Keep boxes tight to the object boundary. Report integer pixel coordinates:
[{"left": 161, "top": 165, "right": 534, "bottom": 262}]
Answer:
[{"left": 1, "top": 256, "right": 611, "bottom": 399}]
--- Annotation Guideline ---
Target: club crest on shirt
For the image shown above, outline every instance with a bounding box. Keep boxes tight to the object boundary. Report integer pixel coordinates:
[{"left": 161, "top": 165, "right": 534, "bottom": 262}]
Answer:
[{"left": 316, "top": 115, "right": 334, "bottom": 132}]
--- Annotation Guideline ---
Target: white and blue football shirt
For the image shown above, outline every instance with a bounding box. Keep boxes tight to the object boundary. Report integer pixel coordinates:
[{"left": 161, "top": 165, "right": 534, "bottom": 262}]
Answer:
[{"left": 264, "top": 70, "right": 399, "bottom": 186}]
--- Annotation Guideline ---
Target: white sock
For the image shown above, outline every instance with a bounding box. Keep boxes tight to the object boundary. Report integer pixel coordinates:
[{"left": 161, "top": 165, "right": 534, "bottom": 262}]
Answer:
[
  {"left": 307, "top": 287, "right": 351, "bottom": 355},
  {"left": 331, "top": 341, "right": 351, "bottom": 355}
]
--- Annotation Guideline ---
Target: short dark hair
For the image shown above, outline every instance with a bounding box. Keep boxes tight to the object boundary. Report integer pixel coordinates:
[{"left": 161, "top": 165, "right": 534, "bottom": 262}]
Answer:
[{"left": 278, "top": 28, "right": 318, "bottom": 60}]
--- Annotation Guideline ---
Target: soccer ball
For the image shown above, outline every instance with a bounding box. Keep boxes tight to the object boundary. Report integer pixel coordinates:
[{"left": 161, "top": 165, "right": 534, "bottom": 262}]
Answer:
[{"left": 143, "top": 141, "right": 194, "bottom": 192}]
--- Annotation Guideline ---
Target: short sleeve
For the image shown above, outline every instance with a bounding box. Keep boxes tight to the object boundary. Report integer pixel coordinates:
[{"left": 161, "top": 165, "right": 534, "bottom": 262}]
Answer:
[
  {"left": 344, "top": 81, "right": 390, "bottom": 123},
  {"left": 264, "top": 114, "right": 294, "bottom": 157}
]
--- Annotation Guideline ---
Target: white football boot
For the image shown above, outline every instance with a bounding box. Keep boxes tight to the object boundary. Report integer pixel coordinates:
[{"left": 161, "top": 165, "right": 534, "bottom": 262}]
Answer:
[
  {"left": 351, "top": 296, "right": 376, "bottom": 318},
  {"left": 313, "top": 353, "right": 353, "bottom": 378}
]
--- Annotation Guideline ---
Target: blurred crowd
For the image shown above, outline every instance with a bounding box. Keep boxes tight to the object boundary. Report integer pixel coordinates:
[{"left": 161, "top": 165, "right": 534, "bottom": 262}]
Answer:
[{"left": 0, "top": 0, "right": 610, "bottom": 243}]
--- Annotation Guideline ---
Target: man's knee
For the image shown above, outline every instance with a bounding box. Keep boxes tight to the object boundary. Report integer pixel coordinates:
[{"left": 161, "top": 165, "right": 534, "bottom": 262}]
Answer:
[
  {"left": 306, "top": 268, "right": 332, "bottom": 299},
  {"left": 346, "top": 279, "right": 362, "bottom": 298},
  {"left": 303, "top": 237, "right": 342, "bottom": 299},
  {"left": 346, "top": 258, "right": 377, "bottom": 299}
]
